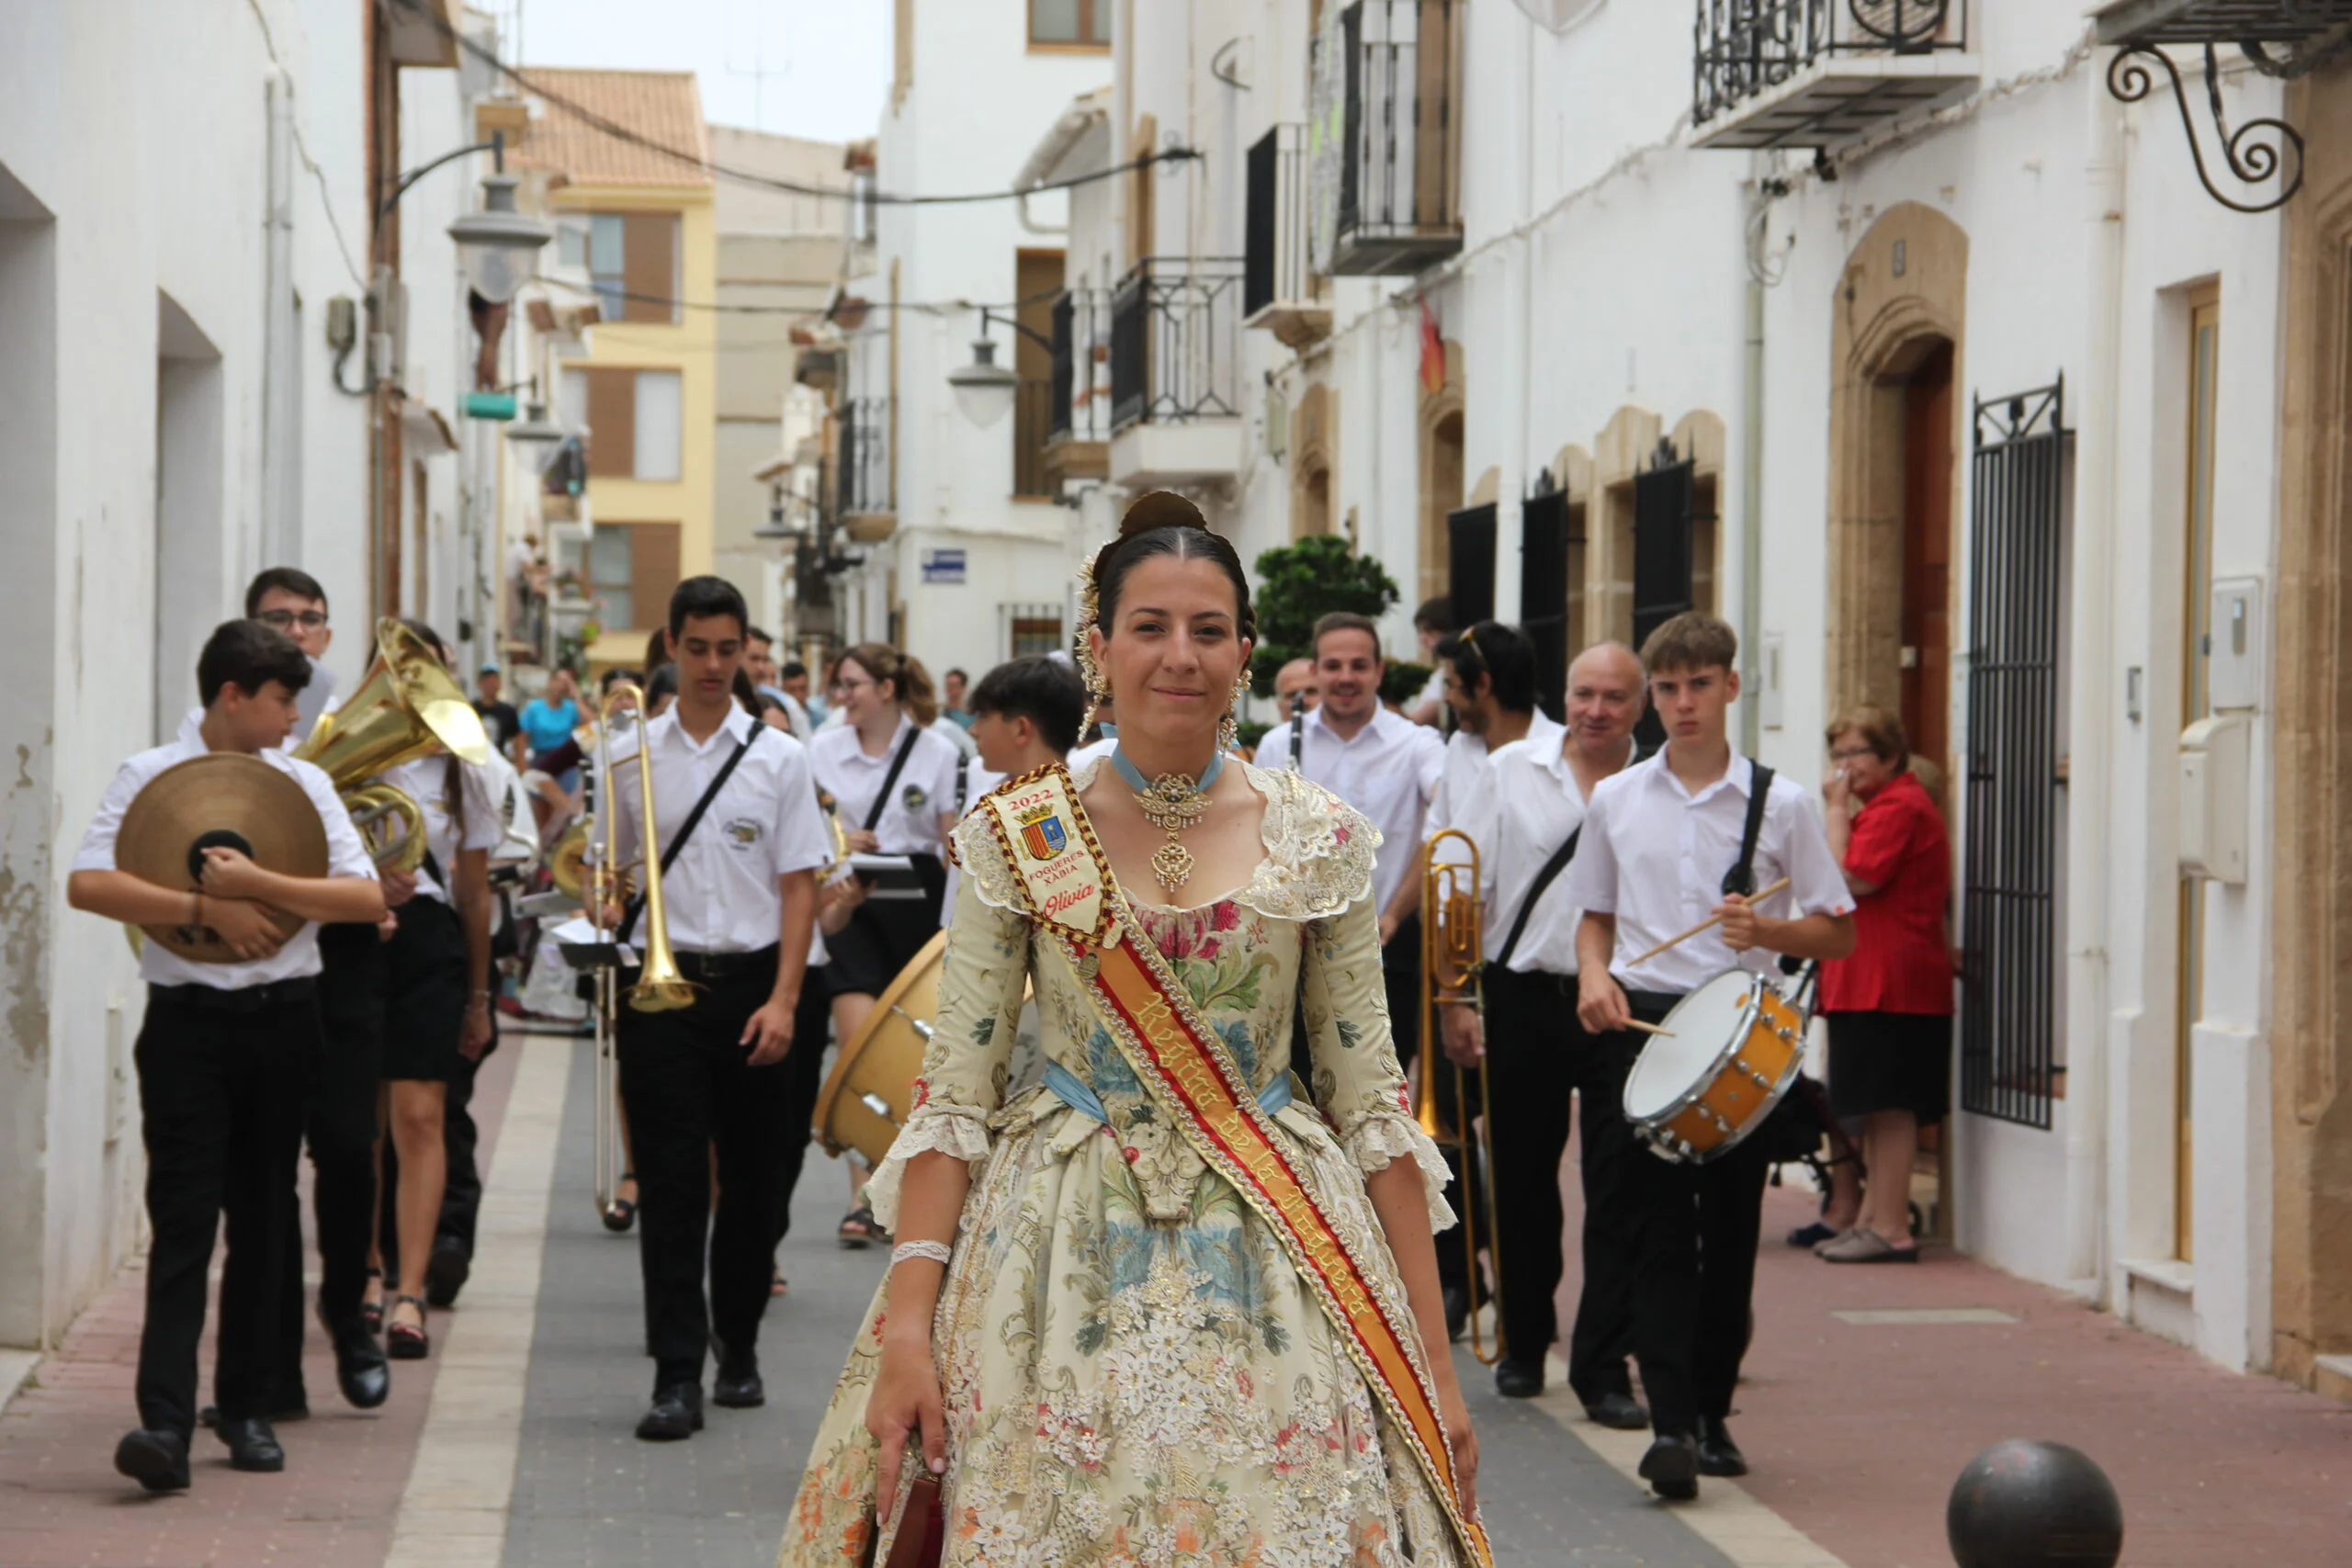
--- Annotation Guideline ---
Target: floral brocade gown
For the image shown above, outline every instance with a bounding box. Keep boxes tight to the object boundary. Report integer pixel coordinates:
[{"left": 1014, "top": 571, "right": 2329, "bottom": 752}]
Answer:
[{"left": 779, "top": 761, "right": 1465, "bottom": 1568}]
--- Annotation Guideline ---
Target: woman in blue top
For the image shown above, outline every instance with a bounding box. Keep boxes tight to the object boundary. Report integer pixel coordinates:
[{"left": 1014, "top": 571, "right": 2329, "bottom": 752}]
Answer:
[{"left": 518, "top": 668, "right": 583, "bottom": 791}]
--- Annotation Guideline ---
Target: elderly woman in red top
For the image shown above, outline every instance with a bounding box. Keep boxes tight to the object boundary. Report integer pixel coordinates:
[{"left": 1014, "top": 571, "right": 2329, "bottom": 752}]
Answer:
[{"left": 1815, "top": 705, "right": 1953, "bottom": 1263}]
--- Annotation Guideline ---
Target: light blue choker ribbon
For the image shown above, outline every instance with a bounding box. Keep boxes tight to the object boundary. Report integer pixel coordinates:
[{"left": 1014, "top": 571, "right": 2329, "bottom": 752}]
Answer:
[
  {"left": 1110, "top": 743, "right": 1225, "bottom": 894},
  {"left": 1045, "top": 1057, "right": 1292, "bottom": 1123},
  {"left": 1107, "top": 743, "right": 1221, "bottom": 795}
]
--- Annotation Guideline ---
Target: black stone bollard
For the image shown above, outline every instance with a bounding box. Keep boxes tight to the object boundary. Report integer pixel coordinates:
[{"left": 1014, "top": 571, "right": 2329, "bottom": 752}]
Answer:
[{"left": 1946, "top": 1439, "right": 2123, "bottom": 1568}]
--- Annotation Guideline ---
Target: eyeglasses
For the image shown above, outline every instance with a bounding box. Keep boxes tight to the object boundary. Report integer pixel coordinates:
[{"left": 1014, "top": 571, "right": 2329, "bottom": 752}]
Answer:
[{"left": 256, "top": 609, "right": 329, "bottom": 632}]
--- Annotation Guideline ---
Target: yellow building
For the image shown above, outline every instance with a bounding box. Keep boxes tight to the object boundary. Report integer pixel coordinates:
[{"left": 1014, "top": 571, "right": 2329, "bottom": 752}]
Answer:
[{"left": 517, "top": 70, "right": 717, "bottom": 669}]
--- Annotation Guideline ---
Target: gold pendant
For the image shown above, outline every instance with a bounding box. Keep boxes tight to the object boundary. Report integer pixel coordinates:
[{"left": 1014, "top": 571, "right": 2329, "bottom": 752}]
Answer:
[{"left": 1149, "top": 839, "right": 1194, "bottom": 893}]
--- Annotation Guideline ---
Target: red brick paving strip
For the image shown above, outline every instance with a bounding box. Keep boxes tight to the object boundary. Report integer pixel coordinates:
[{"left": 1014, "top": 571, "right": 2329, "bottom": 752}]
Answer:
[
  {"left": 1554, "top": 1154, "right": 2352, "bottom": 1567},
  {"left": 0, "top": 1043, "right": 524, "bottom": 1568}
]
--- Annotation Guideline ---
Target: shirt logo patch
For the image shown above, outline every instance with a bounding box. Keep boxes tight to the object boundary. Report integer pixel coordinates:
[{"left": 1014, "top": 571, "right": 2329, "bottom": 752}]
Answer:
[
  {"left": 900, "top": 784, "right": 929, "bottom": 811},
  {"left": 723, "top": 817, "right": 763, "bottom": 850},
  {"left": 1016, "top": 803, "right": 1069, "bottom": 863}
]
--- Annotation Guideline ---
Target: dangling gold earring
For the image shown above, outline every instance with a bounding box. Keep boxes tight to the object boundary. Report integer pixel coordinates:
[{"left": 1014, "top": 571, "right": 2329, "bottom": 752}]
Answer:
[
  {"left": 1083, "top": 682, "right": 1109, "bottom": 740},
  {"left": 1218, "top": 671, "right": 1249, "bottom": 756}
]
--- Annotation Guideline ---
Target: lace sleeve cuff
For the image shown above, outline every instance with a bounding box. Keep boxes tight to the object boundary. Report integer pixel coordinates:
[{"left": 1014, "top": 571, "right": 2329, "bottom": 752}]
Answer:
[
  {"left": 862, "top": 1109, "right": 993, "bottom": 1233},
  {"left": 1341, "top": 1111, "right": 1458, "bottom": 1233}
]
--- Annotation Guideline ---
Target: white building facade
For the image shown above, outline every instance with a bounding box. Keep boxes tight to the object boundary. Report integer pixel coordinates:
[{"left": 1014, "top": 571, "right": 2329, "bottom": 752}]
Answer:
[{"left": 1018, "top": 0, "right": 2352, "bottom": 1390}]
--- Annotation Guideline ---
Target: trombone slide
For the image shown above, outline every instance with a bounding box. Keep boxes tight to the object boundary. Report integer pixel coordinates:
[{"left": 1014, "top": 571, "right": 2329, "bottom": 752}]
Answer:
[{"left": 1417, "top": 829, "right": 1509, "bottom": 1366}]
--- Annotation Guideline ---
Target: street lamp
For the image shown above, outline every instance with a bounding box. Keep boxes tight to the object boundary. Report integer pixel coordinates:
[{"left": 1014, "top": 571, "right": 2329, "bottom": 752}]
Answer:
[
  {"left": 946, "top": 307, "right": 1053, "bottom": 429},
  {"left": 384, "top": 130, "right": 552, "bottom": 305}
]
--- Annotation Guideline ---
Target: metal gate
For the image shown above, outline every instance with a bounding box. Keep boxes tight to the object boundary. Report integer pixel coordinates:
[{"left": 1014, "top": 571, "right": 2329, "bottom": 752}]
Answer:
[
  {"left": 1520, "top": 486, "right": 1575, "bottom": 721},
  {"left": 1631, "top": 439, "right": 1699, "bottom": 750},
  {"left": 1960, "top": 378, "right": 2070, "bottom": 1129}
]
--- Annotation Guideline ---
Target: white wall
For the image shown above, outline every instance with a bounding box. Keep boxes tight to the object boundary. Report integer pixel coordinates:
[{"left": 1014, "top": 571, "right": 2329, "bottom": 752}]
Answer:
[{"left": 0, "top": 0, "right": 374, "bottom": 1347}]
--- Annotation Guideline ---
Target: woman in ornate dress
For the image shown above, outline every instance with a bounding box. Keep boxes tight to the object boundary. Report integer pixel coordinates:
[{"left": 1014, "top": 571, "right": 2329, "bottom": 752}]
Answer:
[{"left": 780, "top": 494, "right": 1486, "bottom": 1568}]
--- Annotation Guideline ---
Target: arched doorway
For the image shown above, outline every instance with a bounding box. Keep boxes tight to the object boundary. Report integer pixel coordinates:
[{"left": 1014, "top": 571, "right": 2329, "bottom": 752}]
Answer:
[
  {"left": 1826, "top": 204, "right": 1967, "bottom": 795},
  {"left": 1417, "top": 339, "right": 1464, "bottom": 604},
  {"left": 1292, "top": 381, "right": 1337, "bottom": 538}
]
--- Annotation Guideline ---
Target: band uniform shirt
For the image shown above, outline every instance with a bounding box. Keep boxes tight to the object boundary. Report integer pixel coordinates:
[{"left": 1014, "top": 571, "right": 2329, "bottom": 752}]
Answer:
[
  {"left": 937, "top": 761, "right": 1008, "bottom": 929},
  {"left": 807, "top": 716, "right": 961, "bottom": 859},
  {"left": 1561, "top": 751, "right": 1854, "bottom": 997},
  {"left": 607, "top": 703, "right": 833, "bottom": 954},
  {"left": 1451, "top": 730, "right": 1594, "bottom": 976},
  {"left": 73, "top": 737, "right": 378, "bottom": 989},
  {"left": 1425, "top": 711, "right": 1564, "bottom": 841},
  {"left": 377, "top": 755, "right": 504, "bottom": 906},
  {"left": 1283, "top": 704, "right": 1445, "bottom": 918}
]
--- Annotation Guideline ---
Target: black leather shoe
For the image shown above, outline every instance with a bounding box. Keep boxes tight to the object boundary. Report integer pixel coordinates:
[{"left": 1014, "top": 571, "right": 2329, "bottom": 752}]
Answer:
[
  {"left": 1493, "top": 1359, "right": 1545, "bottom": 1399},
  {"left": 424, "top": 1238, "right": 471, "bottom": 1309},
  {"left": 198, "top": 1398, "right": 307, "bottom": 1428},
  {"left": 1582, "top": 1391, "right": 1650, "bottom": 1430},
  {"left": 323, "top": 1312, "right": 390, "bottom": 1409},
  {"left": 712, "top": 1355, "right": 765, "bottom": 1409},
  {"left": 218, "top": 1416, "right": 286, "bottom": 1472},
  {"left": 114, "top": 1427, "right": 190, "bottom": 1492},
  {"left": 1696, "top": 1416, "right": 1749, "bottom": 1477},
  {"left": 635, "top": 1382, "right": 705, "bottom": 1441},
  {"left": 1637, "top": 1433, "right": 1700, "bottom": 1501}
]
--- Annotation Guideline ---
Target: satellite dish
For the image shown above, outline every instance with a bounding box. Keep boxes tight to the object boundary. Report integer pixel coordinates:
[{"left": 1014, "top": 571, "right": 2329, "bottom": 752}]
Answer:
[{"left": 1510, "top": 0, "right": 1605, "bottom": 32}]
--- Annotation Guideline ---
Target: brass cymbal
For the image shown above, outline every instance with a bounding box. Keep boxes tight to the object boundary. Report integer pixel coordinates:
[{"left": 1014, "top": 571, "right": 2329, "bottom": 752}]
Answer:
[{"left": 115, "top": 753, "right": 329, "bottom": 961}]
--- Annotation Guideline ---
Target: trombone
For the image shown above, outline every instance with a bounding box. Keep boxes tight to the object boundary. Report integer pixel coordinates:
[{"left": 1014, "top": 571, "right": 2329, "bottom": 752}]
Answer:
[
  {"left": 1419, "top": 828, "right": 1507, "bottom": 1366},
  {"left": 587, "top": 681, "right": 695, "bottom": 1223}
]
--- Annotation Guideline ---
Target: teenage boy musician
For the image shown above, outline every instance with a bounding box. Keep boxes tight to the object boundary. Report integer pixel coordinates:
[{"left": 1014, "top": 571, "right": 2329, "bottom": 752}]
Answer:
[
  {"left": 69, "top": 620, "right": 385, "bottom": 1491},
  {"left": 596, "top": 576, "right": 831, "bottom": 1443},
  {"left": 1563, "top": 612, "right": 1854, "bottom": 1503}
]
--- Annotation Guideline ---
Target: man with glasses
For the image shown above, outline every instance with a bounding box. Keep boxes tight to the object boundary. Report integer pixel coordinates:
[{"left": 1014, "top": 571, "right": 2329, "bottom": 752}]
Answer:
[{"left": 244, "top": 568, "right": 338, "bottom": 736}]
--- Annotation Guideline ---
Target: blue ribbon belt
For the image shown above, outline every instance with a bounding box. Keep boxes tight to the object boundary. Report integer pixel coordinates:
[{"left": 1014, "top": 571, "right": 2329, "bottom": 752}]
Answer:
[{"left": 1044, "top": 1058, "right": 1293, "bottom": 1123}]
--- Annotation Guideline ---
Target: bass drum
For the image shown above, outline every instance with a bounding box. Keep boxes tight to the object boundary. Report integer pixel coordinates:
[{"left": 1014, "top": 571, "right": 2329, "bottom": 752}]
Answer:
[{"left": 814, "top": 931, "right": 1042, "bottom": 1166}]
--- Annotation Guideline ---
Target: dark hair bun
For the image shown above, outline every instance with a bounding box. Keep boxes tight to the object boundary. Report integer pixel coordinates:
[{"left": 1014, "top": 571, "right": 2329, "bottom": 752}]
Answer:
[{"left": 1118, "top": 490, "right": 1208, "bottom": 537}]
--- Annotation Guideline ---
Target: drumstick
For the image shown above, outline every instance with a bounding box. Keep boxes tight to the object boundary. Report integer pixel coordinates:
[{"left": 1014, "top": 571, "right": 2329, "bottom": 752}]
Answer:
[
  {"left": 1625, "top": 877, "right": 1793, "bottom": 968},
  {"left": 1622, "top": 1019, "right": 1673, "bottom": 1037}
]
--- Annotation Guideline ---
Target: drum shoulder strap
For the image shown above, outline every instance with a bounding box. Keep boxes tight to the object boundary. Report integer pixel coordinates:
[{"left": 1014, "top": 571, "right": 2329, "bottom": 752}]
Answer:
[
  {"left": 618, "top": 727, "right": 760, "bottom": 944},
  {"left": 864, "top": 726, "right": 922, "bottom": 833},
  {"left": 1722, "top": 761, "right": 1775, "bottom": 898}
]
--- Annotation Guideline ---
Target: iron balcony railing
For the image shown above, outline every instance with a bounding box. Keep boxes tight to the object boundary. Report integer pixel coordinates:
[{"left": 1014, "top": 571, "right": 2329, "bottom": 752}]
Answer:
[
  {"left": 1108, "top": 257, "right": 1246, "bottom": 433},
  {"left": 1245, "top": 123, "right": 1313, "bottom": 320},
  {"left": 1049, "top": 287, "right": 1115, "bottom": 445},
  {"left": 1316, "top": 0, "right": 1462, "bottom": 276},
  {"left": 837, "top": 394, "right": 891, "bottom": 517},
  {"left": 1693, "top": 0, "right": 1965, "bottom": 128}
]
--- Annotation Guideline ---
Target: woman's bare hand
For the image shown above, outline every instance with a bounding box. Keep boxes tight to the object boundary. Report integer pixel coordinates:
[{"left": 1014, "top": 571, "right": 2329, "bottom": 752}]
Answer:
[
  {"left": 1441, "top": 1384, "right": 1479, "bottom": 1521},
  {"left": 866, "top": 1332, "right": 946, "bottom": 1515}
]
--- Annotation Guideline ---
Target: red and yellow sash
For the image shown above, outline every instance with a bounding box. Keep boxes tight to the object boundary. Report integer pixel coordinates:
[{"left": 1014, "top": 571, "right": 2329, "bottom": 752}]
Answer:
[{"left": 972, "top": 763, "right": 1491, "bottom": 1567}]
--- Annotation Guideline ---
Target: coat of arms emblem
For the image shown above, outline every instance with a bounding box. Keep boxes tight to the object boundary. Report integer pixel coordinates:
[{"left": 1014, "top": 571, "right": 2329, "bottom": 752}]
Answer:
[{"left": 1017, "top": 803, "right": 1069, "bottom": 862}]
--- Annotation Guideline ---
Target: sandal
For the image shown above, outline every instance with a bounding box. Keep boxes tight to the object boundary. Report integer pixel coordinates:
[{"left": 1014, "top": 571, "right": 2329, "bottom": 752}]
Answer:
[
  {"left": 386, "top": 1295, "right": 431, "bottom": 1359},
  {"left": 772, "top": 1262, "right": 788, "bottom": 1297},
  {"left": 359, "top": 1268, "right": 386, "bottom": 1335},
  {"left": 603, "top": 1173, "right": 639, "bottom": 1234},
  {"left": 838, "top": 1205, "right": 881, "bottom": 1250}
]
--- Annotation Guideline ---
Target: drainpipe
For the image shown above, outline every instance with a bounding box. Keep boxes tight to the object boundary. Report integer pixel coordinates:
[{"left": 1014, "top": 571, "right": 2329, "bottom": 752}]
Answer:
[
  {"left": 262, "top": 69, "right": 299, "bottom": 567},
  {"left": 2065, "top": 66, "right": 2126, "bottom": 1296},
  {"left": 1739, "top": 236, "right": 1765, "bottom": 757}
]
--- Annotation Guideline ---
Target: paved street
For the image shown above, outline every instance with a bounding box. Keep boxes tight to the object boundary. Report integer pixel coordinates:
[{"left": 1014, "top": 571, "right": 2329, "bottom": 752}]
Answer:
[{"left": 5, "top": 1030, "right": 2351, "bottom": 1566}]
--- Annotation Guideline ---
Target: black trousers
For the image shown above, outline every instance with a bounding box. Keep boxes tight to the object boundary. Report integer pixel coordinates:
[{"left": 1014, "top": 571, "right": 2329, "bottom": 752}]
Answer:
[
  {"left": 134, "top": 982, "right": 318, "bottom": 1440},
  {"left": 437, "top": 1019, "right": 491, "bottom": 1254},
  {"left": 1593, "top": 988, "right": 1771, "bottom": 1437},
  {"left": 771, "top": 982, "right": 833, "bottom": 1244},
  {"left": 616, "top": 950, "right": 792, "bottom": 1388},
  {"left": 270, "top": 926, "right": 388, "bottom": 1403},
  {"left": 1478, "top": 967, "right": 1582, "bottom": 1371}
]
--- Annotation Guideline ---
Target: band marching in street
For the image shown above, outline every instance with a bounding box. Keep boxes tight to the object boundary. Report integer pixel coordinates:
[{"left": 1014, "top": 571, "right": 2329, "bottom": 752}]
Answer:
[{"left": 67, "top": 515, "right": 1890, "bottom": 1551}]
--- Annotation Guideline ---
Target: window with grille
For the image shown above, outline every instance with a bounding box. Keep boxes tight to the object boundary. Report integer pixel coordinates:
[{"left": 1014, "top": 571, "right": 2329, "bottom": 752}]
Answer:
[{"left": 1006, "top": 603, "right": 1065, "bottom": 658}]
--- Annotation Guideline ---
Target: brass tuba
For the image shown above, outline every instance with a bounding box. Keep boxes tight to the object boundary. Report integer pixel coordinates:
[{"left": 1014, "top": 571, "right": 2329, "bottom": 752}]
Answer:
[
  {"left": 296, "top": 618, "right": 492, "bottom": 870},
  {"left": 1419, "top": 828, "right": 1508, "bottom": 1366}
]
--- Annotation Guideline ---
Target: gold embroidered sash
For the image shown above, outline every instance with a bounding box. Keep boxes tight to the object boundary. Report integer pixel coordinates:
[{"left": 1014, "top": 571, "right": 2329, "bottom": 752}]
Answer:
[{"left": 971, "top": 762, "right": 1491, "bottom": 1568}]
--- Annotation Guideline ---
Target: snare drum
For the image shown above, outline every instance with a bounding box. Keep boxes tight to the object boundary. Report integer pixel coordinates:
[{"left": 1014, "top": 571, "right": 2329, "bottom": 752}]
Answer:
[{"left": 1622, "top": 969, "right": 1807, "bottom": 1164}]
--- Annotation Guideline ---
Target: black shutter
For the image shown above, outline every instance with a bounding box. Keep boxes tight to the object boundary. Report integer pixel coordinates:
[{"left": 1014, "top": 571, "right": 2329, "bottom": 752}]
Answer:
[
  {"left": 1520, "top": 489, "right": 1572, "bottom": 721},
  {"left": 1446, "top": 502, "right": 1497, "bottom": 626},
  {"left": 1244, "top": 130, "right": 1277, "bottom": 321},
  {"left": 1631, "top": 447, "right": 1696, "bottom": 750}
]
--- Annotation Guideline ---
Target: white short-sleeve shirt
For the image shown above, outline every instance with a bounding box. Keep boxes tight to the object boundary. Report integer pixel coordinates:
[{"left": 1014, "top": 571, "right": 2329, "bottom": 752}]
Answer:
[
  {"left": 74, "top": 738, "right": 379, "bottom": 989},
  {"left": 378, "top": 755, "right": 504, "bottom": 906},
  {"left": 1561, "top": 751, "right": 1854, "bottom": 996},
  {"left": 607, "top": 705, "right": 833, "bottom": 954},
  {"left": 1425, "top": 712, "right": 1564, "bottom": 842},
  {"left": 808, "top": 716, "right": 961, "bottom": 858},
  {"left": 1452, "top": 730, "right": 1605, "bottom": 976},
  {"left": 1282, "top": 705, "right": 1446, "bottom": 917}
]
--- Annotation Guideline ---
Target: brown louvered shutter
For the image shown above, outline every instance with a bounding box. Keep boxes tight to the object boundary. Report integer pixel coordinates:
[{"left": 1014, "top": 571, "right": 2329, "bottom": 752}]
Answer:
[
  {"left": 628, "top": 522, "right": 681, "bottom": 631},
  {"left": 622, "top": 214, "right": 678, "bottom": 323},
  {"left": 583, "top": 367, "right": 637, "bottom": 478}
]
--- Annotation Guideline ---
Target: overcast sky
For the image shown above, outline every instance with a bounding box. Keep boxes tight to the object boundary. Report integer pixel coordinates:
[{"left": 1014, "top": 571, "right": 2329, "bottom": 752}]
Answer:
[{"left": 500, "top": 0, "right": 891, "bottom": 144}]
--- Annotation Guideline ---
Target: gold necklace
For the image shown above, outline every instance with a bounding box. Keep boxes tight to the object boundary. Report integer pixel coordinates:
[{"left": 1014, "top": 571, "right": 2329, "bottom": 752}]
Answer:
[{"left": 1113, "top": 746, "right": 1223, "bottom": 895}]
